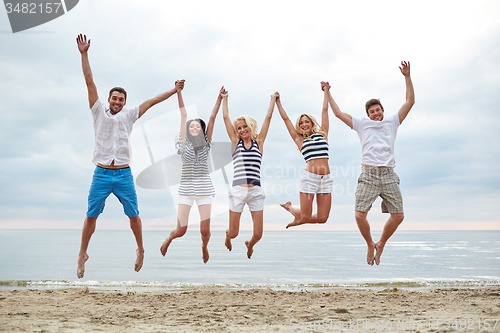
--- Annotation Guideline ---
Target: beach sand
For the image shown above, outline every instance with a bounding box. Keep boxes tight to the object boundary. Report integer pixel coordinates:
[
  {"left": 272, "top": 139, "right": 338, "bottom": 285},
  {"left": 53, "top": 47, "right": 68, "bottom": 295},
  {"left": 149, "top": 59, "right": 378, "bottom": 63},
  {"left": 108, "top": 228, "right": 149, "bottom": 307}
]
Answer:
[{"left": 1, "top": 287, "right": 499, "bottom": 332}]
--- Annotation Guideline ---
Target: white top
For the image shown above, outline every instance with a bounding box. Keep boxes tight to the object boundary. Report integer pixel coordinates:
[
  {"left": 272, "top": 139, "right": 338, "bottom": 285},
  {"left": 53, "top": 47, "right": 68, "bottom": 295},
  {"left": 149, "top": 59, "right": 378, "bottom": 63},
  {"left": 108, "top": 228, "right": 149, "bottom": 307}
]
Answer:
[
  {"left": 352, "top": 113, "right": 400, "bottom": 167},
  {"left": 90, "top": 98, "right": 139, "bottom": 165}
]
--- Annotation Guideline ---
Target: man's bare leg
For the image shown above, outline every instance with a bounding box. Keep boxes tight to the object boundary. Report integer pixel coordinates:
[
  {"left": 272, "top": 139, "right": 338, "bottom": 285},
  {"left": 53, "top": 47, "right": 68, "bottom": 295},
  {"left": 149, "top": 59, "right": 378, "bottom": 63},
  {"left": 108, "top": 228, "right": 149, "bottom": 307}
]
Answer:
[
  {"left": 129, "top": 216, "right": 145, "bottom": 272},
  {"left": 77, "top": 216, "right": 98, "bottom": 278},
  {"left": 374, "top": 213, "right": 404, "bottom": 265},
  {"left": 245, "top": 211, "right": 263, "bottom": 259},
  {"left": 355, "top": 211, "right": 376, "bottom": 266},
  {"left": 225, "top": 211, "right": 241, "bottom": 251}
]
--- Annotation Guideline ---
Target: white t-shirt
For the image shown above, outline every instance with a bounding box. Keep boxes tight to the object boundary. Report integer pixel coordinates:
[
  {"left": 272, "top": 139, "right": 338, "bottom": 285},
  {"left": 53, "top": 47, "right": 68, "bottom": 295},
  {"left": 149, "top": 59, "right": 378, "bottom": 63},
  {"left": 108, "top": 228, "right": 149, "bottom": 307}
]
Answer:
[
  {"left": 352, "top": 113, "right": 400, "bottom": 167},
  {"left": 90, "top": 98, "right": 139, "bottom": 165}
]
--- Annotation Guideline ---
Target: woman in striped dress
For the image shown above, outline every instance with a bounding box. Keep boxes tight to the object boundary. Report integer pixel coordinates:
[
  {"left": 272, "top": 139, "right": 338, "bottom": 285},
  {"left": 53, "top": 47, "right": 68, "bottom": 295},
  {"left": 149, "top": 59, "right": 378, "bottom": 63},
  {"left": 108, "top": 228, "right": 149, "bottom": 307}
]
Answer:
[
  {"left": 222, "top": 89, "right": 276, "bottom": 259},
  {"left": 276, "top": 83, "right": 333, "bottom": 228},
  {"left": 160, "top": 82, "right": 223, "bottom": 263}
]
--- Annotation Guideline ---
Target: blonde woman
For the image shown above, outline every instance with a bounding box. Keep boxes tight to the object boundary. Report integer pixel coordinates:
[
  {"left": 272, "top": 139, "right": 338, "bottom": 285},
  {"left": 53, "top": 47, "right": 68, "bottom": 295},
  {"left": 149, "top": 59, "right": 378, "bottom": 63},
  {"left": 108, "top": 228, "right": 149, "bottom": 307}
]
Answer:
[
  {"left": 276, "top": 85, "right": 332, "bottom": 228},
  {"left": 222, "top": 89, "right": 276, "bottom": 258}
]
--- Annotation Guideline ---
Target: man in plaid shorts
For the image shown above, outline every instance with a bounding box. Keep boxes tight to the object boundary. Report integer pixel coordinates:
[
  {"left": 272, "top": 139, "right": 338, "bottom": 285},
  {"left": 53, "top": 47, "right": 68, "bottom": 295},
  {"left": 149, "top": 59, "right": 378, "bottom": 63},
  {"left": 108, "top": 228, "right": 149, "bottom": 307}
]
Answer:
[{"left": 323, "top": 61, "right": 415, "bottom": 265}]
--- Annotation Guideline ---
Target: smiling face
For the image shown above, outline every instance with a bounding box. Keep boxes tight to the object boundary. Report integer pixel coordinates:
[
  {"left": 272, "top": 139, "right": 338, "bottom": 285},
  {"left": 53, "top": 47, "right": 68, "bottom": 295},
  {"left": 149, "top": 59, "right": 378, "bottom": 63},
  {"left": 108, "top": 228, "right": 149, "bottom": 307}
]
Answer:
[
  {"left": 299, "top": 115, "right": 313, "bottom": 135},
  {"left": 367, "top": 104, "right": 384, "bottom": 121},
  {"left": 108, "top": 91, "right": 126, "bottom": 114},
  {"left": 235, "top": 119, "right": 250, "bottom": 139},
  {"left": 188, "top": 120, "right": 202, "bottom": 137}
]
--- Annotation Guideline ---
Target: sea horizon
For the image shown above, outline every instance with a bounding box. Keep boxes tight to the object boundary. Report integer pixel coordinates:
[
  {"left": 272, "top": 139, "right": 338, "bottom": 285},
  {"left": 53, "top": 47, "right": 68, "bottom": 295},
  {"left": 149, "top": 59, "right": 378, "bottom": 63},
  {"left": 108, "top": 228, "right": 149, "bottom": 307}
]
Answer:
[{"left": 1, "top": 230, "right": 499, "bottom": 291}]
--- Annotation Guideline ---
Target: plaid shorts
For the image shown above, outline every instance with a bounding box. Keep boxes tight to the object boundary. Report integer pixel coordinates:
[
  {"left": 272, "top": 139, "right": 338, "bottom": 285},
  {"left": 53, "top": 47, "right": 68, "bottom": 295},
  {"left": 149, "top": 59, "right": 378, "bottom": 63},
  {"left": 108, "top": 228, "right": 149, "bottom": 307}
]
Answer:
[{"left": 355, "top": 167, "right": 403, "bottom": 214}]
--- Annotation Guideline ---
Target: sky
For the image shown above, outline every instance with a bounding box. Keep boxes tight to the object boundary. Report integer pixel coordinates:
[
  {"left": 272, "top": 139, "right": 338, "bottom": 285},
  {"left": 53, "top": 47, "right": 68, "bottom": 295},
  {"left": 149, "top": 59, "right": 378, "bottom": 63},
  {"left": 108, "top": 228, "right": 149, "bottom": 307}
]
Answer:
[{"left": 0, "top": 0, "right": 499, "bottom": 231}]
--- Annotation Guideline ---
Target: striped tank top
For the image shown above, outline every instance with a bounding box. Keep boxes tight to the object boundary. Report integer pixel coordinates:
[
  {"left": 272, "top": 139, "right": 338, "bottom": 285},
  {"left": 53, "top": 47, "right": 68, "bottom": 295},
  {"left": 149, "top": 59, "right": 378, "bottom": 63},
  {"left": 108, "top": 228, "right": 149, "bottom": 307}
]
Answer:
[
  {"left": 301, "top": 133, "right": 329, "bottom": 162},
  {"left": 232, "top": 139, "right": 262, "bottom": 187},
  {"left": 176, "top": 135, "right": 215, "bottom": 197}
]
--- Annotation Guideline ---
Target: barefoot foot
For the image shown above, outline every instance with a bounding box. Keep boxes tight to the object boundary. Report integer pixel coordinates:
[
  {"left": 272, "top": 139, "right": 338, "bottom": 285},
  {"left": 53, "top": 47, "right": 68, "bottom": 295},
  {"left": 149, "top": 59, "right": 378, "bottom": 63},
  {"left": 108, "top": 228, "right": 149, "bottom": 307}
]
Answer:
[
  {"left": 245, "top": 240, "right": 254, "bottom": 259},
  {"left": 286, "top": 216, "right": 302, "bottom": 229},
  {"left": 77, "top": 253, "right": 89, "bottom": 279},
  {"left": 280, "top": 202, "right": 297, "bottom": 218},
  {"left": 225, "top": 231, "right": 232, "bottom": 251},
  {"left": 160, "top": 237, "right": 172, "bottom": 257},
  {"left": 135, "top": 249, "right": 144, "bottom": 272},
  {"left": 366, "top": 242, "right": 375, "bottom": 266},
  {"left": 202, "top": 244, "right": 209, "bottom": 263},
  {"left": 374, "top": 241, "right": 385, "bottom": 265}
]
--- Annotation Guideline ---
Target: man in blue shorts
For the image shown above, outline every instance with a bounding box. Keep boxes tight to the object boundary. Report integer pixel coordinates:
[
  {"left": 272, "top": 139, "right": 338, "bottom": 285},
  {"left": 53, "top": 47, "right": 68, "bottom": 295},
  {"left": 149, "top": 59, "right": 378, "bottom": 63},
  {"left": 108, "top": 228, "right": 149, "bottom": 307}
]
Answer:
[
  {"left": 76, "top": 34, "right": 183, "bottom": 278},
  {"left": 324, "top": 61, "right": 415, "bottom": 265}
]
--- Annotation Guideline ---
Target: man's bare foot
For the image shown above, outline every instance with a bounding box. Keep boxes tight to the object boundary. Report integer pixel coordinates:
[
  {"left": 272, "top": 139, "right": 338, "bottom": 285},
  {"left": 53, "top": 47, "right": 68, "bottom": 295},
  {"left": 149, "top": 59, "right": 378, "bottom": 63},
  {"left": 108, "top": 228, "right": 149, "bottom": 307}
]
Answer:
[
  {"left": 374, "top": 241, "right": 385, "bottom": 265},
  {"left": 160, "top": 237, "right": 172, "bottom": 256},
  {"left": 366, "top": 242, "right": 376, "bottom": 266},
  {"left": 245, "top": 240, "right": 254, "bottom": 259},
  {"left": 202, "top": 244, "right": 209, "bottom": 263},
  {"left": 286, "top": 216, "right": 302, "bottom": 229},
  {"left": 77, "top": 253, "right": 89, "bottom": 279},
  {"left": 135, "top": 249, "right": 144, "bottom": 272},
  {"left": 225, "top": 231, "right": 232, "bottom": 251}
]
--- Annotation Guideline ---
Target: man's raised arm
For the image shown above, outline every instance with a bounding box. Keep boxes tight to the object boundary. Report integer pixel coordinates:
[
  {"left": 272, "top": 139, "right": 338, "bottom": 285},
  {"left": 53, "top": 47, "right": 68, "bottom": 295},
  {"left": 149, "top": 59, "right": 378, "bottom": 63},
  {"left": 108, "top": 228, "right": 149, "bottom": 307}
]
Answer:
[
  {"left": 76, "top": 34, "right": 98, "bottom": 109},
  {"left": 397, "top": 61, "right": 415, "bottom": 124},
  {"left": 322, "top": 81, "right": 353, "bottom": 129},
  {"left": 138, "top": 81, "right": 182, "bottom": 118}
]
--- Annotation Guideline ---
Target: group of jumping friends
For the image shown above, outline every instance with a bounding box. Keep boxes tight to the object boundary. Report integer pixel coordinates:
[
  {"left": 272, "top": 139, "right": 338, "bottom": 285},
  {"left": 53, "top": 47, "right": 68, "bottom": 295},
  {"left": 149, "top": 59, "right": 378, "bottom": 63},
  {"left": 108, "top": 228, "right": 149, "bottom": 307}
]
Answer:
[{"left": 75, "top": 34, "right": 415, "bottom": 279}]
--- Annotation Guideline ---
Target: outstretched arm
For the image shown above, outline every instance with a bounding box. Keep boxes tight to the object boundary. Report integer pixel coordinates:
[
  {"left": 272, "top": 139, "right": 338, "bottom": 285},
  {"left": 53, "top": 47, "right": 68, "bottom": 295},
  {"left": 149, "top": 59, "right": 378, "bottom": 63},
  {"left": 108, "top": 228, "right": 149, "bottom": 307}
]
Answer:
[
  {"left": 138, "top": 80, "right": 182, "bottom": 118},
  {"left": 256, "top": 93, "right": 277, "bottom": 152},
  {"left": 397, "top": 61, "right": 415, "bottom": 124},
  {"left": 221, "top": 89, "right": 239, "bottom": 143},
  {"left": 275, "top": 92, "right": 303, "bottom": 149},
  {"left": 206, "top": 86, "right": 224, "bottom": 142},
  {"left": 177, "top": 81, "right": 187, "bottom": 140},
  {"left": 77, "top": 34, "right": 98, "bottom": 108},
  {"left": 321, "top": 81, "right": 353, "bottom": 129},
  {"left": 320, "top": 83, "right": 329, "bottom": 138}
]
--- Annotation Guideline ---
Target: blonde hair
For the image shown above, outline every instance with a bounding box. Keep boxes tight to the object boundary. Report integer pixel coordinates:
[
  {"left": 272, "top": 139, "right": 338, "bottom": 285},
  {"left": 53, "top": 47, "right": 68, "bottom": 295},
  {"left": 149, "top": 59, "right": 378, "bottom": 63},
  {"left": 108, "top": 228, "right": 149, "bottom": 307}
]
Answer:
[
  {"left": 232, "top": 114, "right": 259, "bottom": 140},
  {"left": 295, "top": 113, "right": 326, "bottom": 139}
]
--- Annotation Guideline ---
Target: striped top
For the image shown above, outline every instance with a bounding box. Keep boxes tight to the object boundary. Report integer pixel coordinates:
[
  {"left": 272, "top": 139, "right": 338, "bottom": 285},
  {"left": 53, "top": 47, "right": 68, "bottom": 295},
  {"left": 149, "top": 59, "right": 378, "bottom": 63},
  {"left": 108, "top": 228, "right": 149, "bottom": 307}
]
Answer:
[
  {"left": 232, "top": 139, "right": 262, "bottom": 187},
  {"left": 301, "top": 133, "right": 329, "bottom": 162},
  {"left": 176, "top": 135, "right": 215, "bottom": 197}
]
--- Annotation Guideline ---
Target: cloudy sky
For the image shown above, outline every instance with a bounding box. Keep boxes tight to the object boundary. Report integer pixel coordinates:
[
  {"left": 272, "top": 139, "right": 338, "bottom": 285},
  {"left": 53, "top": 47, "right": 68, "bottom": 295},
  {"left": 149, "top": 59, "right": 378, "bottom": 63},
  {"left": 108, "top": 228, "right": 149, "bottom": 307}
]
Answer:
[{"left": 0, "top": 0, "right": 499, "bottom": 231}]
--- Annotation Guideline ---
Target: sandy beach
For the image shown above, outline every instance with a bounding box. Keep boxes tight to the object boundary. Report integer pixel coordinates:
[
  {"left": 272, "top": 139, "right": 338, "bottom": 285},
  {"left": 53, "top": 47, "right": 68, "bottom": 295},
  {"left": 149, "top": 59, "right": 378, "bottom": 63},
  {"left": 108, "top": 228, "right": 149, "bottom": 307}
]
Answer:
[{"left": 1, "top": 287, "right": 499, "bottom": 332}]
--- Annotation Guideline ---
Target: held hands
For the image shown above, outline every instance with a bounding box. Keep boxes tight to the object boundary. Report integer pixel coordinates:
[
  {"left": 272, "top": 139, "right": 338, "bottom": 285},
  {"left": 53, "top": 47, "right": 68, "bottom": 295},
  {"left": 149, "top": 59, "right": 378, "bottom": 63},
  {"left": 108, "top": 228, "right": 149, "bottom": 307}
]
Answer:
[
  {"left": 175, "top": 79, "right": 185, "bottom": 92},
  {"left": 271, "top": 91, "right": 279, "bottom": 100},
  {"left": 76, "top": 34, "right": 90, "bottom": 54},
  {"left": 399, "top": 61, "right": 411, "bottom": 76},
  {"left": 321, "top": 81, "right": 330, "bottom": 91},
  {"left": 220, "top": 86, "right": 228, "bottom": 99}
]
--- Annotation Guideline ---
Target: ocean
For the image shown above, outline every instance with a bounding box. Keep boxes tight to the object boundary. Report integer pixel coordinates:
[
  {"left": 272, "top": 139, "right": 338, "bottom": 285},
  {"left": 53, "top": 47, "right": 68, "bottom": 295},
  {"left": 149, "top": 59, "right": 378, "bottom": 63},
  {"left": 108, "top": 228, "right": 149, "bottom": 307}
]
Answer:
[{"left": 1, "top": 230, "right": 499, "bottom": 290}]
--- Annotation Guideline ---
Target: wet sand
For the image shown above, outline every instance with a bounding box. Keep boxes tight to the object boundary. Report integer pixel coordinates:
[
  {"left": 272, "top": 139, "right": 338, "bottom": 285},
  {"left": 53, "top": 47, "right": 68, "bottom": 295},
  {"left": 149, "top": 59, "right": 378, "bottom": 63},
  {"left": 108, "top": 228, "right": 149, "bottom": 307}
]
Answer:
[{"left": 1, "top": 287, "right": 499, "bottom": 332}]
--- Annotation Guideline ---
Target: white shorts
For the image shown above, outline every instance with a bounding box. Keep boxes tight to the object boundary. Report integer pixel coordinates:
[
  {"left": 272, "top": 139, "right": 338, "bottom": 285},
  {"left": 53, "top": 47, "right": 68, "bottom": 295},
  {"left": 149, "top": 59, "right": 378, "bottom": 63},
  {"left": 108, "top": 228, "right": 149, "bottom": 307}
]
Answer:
[
  {"left": 300, "top": 170, "right": 333, "bottom": 194},
  {"left": 228, "top": 186, "right": 266, "bottom": 212},
  {"left": 178, "top": 195, "right": 213, "bottom": 207}
]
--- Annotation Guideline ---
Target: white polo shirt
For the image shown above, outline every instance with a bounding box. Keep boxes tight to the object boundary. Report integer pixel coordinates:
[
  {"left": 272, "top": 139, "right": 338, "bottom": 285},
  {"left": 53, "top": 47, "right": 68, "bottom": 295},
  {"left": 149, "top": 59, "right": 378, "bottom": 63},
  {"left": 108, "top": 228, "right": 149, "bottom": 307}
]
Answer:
[
  {"left": 90, "top": 98, "right": 139, "bottom": 166},
  {"left": 352, "top": 113, "right": 400, "bottom": 167}
]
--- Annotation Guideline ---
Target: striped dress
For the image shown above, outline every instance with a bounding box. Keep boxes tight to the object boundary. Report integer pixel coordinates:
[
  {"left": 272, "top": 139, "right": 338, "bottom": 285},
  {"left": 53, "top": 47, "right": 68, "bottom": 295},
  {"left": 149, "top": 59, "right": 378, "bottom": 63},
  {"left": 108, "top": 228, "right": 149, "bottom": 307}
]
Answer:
[
  {"left": 232, "top": 139, "right": 262, "bottom": 187},
  {"left": 300, "top": 133, "right": 329, "bottom": 162},
  {"left": 176, "top": 135, "right": 215, "bottom": 197}
]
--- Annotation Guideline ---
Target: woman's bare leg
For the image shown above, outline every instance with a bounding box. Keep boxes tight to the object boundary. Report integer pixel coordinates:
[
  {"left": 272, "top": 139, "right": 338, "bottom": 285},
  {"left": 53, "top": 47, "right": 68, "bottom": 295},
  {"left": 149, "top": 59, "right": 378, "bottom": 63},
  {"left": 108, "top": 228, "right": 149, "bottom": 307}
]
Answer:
[
  {"left": 225, "top": 210, "right": 241, "bottom": 251},
  {"left": 160, "top": 204, "right": 190, "bottom": 256},
  {"left": 245, "top": 210, "right": 263, "bottom": 259},
  {"left": 198, "top": 204, "right": 212, "bottom": 263}
]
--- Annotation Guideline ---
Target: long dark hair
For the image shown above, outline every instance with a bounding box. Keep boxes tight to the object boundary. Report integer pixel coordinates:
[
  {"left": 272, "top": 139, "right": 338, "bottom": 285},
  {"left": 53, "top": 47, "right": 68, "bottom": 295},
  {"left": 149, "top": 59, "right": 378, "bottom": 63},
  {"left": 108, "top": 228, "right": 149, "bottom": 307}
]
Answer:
[{"left": 186, "top": 118, "right": 207, "bottom": 154}]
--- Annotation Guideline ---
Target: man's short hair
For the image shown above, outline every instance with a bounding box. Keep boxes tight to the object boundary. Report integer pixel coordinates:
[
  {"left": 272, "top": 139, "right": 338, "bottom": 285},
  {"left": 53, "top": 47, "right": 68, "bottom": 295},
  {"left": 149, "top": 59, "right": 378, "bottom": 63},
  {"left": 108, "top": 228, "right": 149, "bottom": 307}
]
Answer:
[
  {"left": 365, "top": 98, "right": 383, "bottom": 114},
  {"left": 109, "top": 87, "right": 127, "bottom": 100}
]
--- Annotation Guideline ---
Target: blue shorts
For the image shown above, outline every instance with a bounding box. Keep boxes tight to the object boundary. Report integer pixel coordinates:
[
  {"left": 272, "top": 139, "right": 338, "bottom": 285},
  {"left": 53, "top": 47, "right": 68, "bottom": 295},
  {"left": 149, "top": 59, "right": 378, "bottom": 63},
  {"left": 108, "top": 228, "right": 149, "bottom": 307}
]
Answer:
[{"left": 87, "top": 166, "right": 139, "bottom": 218}]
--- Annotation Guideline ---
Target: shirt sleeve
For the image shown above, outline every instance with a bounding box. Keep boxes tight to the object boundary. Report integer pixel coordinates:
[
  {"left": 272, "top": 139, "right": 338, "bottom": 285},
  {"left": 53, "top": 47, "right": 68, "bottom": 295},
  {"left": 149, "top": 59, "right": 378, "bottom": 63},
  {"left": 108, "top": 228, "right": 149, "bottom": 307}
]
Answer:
[
  {"left": 175, "top": 133, "right": 185, "bottom": 155},
  {"left": 90, "top": 98, "right": 104, "bottom": 114},
  {"left": 351, "top": 117, "right": 360, "bottom": 132}
]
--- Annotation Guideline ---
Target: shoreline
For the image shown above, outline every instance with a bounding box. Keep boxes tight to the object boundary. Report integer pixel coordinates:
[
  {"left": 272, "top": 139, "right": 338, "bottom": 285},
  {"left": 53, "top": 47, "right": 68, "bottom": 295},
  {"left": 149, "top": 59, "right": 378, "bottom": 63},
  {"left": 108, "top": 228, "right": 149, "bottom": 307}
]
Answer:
[{"left": 1, "top": 287, "right": 499, "bottom": 332}]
